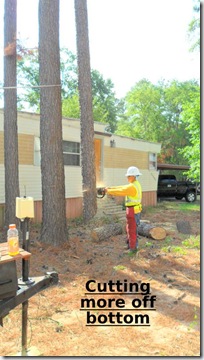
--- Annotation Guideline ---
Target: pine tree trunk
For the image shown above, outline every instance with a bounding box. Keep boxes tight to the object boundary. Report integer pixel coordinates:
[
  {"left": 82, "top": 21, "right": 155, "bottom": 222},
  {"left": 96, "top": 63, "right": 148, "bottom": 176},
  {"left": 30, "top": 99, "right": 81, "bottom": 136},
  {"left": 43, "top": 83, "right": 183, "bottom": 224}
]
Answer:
[
  {"left": 39, "top": 0, "right": 67, "bottom": 245},
  {"left": 75, "top": 0, "right": 97, "bottom": 222},
  {"left": 4, "top": 0, "right": 19, "bottom": 228}
]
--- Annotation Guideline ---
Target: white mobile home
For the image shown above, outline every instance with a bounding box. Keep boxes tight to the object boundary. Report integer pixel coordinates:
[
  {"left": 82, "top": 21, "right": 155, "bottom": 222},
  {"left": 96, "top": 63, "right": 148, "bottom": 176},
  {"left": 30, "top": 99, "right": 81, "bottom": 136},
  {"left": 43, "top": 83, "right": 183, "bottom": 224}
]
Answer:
[{"left": 0, "top": 110, "right": 161, "bottom": 223}]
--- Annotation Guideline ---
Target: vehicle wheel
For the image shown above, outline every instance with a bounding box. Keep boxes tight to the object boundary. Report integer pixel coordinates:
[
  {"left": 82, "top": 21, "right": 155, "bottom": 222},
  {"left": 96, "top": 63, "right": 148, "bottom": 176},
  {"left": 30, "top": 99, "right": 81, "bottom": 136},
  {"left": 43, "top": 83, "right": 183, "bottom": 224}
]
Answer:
[
  {"left": 175, "top": 195, "right": 183, "bottom": 200},
  {"left": 185, "top": 191, "right": 196, "bottom": 202}
]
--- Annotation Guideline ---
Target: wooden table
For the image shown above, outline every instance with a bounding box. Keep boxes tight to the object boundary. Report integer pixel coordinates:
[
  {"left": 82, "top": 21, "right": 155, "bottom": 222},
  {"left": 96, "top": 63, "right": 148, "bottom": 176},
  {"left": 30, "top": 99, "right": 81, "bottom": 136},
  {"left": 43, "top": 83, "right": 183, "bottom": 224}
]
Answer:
[{"left": 0, "top": 242, "right": 31, "bottom": 264}]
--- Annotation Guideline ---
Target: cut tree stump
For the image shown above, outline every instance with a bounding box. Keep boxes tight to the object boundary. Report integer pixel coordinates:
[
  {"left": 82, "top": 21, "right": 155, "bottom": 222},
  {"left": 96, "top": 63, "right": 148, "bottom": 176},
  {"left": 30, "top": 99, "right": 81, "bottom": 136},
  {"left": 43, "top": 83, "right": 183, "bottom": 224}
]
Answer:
[
  {"left": 91, "top": 223, "right": 123, "bottom": 242},
  {"left": 138, "top": 222, "right": 166, "bottom": 240},
  {"left": 176, "top": 220, "right": 192, "bottom": 234}
]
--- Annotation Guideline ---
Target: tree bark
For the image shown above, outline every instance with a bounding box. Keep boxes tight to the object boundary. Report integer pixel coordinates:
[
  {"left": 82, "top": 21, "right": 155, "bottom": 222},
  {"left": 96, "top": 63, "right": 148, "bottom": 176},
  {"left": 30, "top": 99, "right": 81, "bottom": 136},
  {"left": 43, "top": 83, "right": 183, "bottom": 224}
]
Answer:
[
  {"left": 138, "top": 222, "right": 166, "bottom": 240},
  {"left": 74, "top": 0, "right": 97, "bottom": 222},
  {"left": 91, "top": 223, "right": 123, "bottom": 242},
  {"left": 39, "top": 0, "right": 67, "bottom": 245},
  {"left": 4, "top": 0, "right": 19, "bottom": 227},
  {"left": 176, "top": 220, "right": 192, "bottom": 234}
]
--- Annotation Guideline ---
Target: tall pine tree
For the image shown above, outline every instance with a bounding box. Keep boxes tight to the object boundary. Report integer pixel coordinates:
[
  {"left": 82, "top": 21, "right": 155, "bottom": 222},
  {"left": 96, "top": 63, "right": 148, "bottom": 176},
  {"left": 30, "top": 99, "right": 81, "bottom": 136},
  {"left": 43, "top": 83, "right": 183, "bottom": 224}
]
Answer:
[
  {"left": 74, "top": 0, "right": 97, "bottom": 221},
  {"left": 39, "top": 0, "right": 67, "bottom": 245}
]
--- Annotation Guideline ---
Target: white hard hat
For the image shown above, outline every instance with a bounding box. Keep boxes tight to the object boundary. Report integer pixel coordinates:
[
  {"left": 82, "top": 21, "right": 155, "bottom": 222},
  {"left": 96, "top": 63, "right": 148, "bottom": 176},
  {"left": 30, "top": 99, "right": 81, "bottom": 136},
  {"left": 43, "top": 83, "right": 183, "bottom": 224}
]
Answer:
[{"left": 125, "top": 166, "right": 142, "bottom": 177}]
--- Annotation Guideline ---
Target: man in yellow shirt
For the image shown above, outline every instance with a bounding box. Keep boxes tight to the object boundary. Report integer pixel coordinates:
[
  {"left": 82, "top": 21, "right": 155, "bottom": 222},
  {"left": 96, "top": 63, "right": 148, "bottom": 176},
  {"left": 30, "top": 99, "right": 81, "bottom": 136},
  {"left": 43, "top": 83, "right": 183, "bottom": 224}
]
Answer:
[{"left": 105, "top": 166, "right": 142, "bottom": 251}]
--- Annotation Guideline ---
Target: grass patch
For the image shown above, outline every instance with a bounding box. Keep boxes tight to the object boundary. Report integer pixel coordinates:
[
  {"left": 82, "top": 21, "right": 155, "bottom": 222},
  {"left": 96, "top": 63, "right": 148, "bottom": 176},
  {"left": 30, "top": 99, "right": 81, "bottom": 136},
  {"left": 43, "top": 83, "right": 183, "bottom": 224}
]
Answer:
[
  {"left": 182, "top": 235, "right": 200, "bottom": 249},
  {"left": 178, "top": 203, "right": 200, "bottom": 212},
  {"left": 146, "top": 200, "right": 200, "bottom": 213},
  {"left": 145, "top": 241, "right": 153, "bottom": 248},
  {"left": 113, "top": 265, "right": 126, "bottom": 271},
  {"left": 161, "top": 235, "right": 200, "bottom": 254},
  {"left": 68, "top": 216, "right": 84, "bottom": 227},
  {"left": 163, "top": 236, "right": 173, "bottom": 245},
  {"left": 127, "top": 249, "right": 138, "bottom": 257},
  {"left": 171, "top": 246, "right": 187, "bottom": 255},
  {"left": 161, "top": 246, "right": 187, "bottom": 255},
  {"left": 142, "top": 205, "right": 157, "bottom": 215},
  {"left": 188, "top": 307, "right": 199, "bottom": 330}
]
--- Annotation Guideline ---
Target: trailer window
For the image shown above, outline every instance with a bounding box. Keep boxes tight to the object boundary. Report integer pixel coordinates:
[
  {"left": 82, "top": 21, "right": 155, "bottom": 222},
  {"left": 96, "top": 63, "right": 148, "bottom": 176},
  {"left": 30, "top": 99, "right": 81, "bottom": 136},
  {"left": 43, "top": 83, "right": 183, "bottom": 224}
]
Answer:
[
  {"left": 34, "top": 139, "right": 80, "bottom": 166},
  {"left": 63, "top": 141, "right": 80, "bottom": 166},
  {"left": 149, "top": 153, "right": 157, "bottom": 170}
]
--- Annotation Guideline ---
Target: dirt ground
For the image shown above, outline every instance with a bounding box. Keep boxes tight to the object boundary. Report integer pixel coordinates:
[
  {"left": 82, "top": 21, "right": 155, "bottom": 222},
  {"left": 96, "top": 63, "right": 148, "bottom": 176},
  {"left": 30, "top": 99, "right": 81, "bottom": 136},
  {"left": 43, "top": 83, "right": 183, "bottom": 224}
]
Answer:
[{"left": 0, "top": 199, "right": 200, "bottom": 357}]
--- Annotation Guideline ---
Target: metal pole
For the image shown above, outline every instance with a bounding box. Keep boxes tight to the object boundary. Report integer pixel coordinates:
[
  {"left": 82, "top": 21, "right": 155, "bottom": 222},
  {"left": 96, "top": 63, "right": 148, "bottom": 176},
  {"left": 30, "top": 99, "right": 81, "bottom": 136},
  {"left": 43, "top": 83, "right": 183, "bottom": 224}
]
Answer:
[
  {"left": 21, "top": 217, "right": 30, "bottom": 356},
  {"left": 21, "top": 218, "right": 30, "bottom": 282},
  {"left": 22, "top": 300, "right": 28, "bottom": 356}
]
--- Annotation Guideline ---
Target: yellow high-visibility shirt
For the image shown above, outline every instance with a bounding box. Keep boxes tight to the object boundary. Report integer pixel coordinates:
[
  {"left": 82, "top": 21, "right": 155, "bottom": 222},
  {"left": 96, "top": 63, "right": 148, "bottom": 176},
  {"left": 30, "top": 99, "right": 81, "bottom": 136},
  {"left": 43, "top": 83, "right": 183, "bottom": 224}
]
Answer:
[
  {"left": 107, "top": 182, "right": 142, "bottom": 214},
  {"left": 107, "top": 183, "right": 136, "bottom": 197}
]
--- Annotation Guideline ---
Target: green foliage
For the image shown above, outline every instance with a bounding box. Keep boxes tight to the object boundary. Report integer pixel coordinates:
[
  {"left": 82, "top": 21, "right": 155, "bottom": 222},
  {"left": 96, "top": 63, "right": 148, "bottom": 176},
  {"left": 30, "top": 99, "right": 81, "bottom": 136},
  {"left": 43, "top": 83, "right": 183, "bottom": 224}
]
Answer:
[
  {"left": 91, "top": 69, "right": 122, "bottom": 132},
  {"left": 162, "top": 235, "right": 200, "bottom": 254},
  {"left": 113, "top": 265, "right": 126, "bottom": 271},
  {"left": 182, "top": 235, "right": 200, "bottom": 249},
  {"left": 68, "top": 216, "right": 84, "bottom": 228},
  {"left": 116, "top": 78, "right": 200, "bottom": 167},
  {"left": 17, "top": 48, "right": 121, "bottom": 133},
  {"left": 188, "top": 0, "right": 200, "bottom": 52},
  {"left": 179, "top": 88, "right": 200, "bottom": 181},
  {"left": 172, "top": 247, "right": 187, "bottom": 255},
  {"left": 127, "top": 249, "right": 138, "bottom": 256},
  {"left": 163, "top": 236, "right": 173, "bottom": 245},
  {"left": 62, "top": 94, "right": 80, "bottom": 119},
  {"left": 178, "top": 202, "right": 200, "bottom": 212},
  {"left": 145, "top": 241, "right": 153, "bottom": 248},
  {"left": 17, "top": 49, "right": 40, "bottom": 111},
  {"left": 159, "top": 79, "right": 200, "bottom": 165},
  {"left": 188, "top": 307, "right": 199, "bottom": 330},
  {"left": 161, "top": 246, "right": 187, "bottom": 255},
  {"left": 116, "top": 79, "right": 164, "bottom": 141},
  {"left": 60, "top": 48, "right": 78, "bottom": 97}
]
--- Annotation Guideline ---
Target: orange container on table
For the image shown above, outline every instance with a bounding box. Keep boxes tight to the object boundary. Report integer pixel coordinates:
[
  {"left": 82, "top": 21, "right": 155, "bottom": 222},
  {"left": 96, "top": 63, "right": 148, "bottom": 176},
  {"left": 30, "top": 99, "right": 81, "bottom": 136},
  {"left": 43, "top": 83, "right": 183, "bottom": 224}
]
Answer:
[{"left": 7, "top": 224, "right": 19, "bottom": 256}]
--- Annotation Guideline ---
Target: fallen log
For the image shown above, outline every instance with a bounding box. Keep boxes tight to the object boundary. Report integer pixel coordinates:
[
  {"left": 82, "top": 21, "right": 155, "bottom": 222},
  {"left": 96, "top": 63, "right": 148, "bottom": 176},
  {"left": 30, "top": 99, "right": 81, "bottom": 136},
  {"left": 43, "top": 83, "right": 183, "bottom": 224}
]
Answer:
[
  {"left": 91, "top": 223, "right": 123, "bottom": 242},
  {"left": 138, "top": 222, "right": 166, "bottom": 240}
]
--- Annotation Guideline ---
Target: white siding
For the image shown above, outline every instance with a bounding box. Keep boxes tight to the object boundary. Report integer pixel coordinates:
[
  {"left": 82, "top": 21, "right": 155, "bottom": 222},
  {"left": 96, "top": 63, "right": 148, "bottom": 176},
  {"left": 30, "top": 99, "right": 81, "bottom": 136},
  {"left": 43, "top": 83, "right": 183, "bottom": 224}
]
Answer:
[
  {"left": 19, "top": 165, "right": 42, "bottom": 200},
  {"left": 17, "top": 112, "right": 40, "bottom": 136},
  {"left": 64, "top": 167, "right": 83, "bottom": 198},
  {"left": 0, "top": 165, "right": 5, "bottom": 203},
  {"left": 105, "top": 134, "right": 161, "bottom": 154},
  {"left": 0, "top": 164, "right": 83, "bottom": 203}
]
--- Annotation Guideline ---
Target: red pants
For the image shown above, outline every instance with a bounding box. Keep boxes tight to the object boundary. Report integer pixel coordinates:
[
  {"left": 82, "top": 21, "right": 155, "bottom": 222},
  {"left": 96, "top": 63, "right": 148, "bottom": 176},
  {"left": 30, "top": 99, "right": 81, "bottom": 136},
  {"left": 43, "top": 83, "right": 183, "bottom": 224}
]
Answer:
[{"left": 126, "top": 207, "right": 137, "bottom": 250}]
